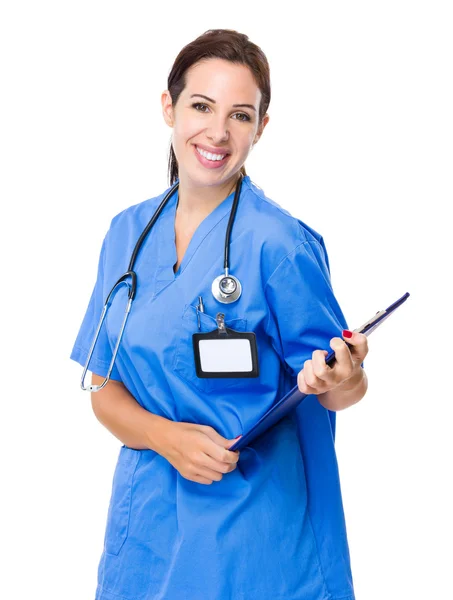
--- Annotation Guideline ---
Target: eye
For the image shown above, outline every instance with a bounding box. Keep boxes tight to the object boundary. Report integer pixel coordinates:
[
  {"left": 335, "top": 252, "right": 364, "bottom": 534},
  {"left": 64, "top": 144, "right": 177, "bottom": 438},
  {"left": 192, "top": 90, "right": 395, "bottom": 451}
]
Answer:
[
  {"left": 191, "top": 103, "right": 251, "bottom": 122},
  {"left": 233, "top": 112, "right": 251, "bottom": 122},
  {"left": 192, "top": 102, "right": 209, "bottom": 113}
]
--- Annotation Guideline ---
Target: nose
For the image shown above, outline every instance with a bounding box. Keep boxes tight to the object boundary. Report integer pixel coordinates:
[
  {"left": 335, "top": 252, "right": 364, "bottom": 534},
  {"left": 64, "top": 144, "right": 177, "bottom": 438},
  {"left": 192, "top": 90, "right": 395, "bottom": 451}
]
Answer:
[{"left": 206, "top": 113, "right": 230, "bottom": 144}]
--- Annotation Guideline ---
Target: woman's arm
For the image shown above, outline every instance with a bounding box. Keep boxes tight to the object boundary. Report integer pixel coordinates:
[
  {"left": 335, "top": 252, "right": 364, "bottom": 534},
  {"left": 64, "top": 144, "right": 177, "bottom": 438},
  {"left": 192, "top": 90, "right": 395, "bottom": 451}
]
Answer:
[
  {"left": 317, "top": 367, "right": 368, "bottom": 411},
  {"left": 90, "top": 374, "right": 241, "bottom": 485},
  {"left": 297, "top": 329, "right": 369, "bottom": 412},
  {"left": 90, "top": 373, "right": 172, "bottom": 451}
]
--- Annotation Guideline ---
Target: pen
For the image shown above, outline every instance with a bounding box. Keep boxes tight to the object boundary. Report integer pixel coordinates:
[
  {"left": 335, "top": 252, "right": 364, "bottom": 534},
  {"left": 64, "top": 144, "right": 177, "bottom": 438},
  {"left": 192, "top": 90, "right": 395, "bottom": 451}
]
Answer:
[{"left": 197, "top": 296, "right": 204, "bottom": 330}]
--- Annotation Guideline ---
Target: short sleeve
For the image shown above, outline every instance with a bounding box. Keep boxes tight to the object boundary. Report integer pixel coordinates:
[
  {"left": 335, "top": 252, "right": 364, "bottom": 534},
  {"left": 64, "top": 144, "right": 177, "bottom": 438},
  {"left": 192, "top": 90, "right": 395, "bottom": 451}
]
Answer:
[
  {"left": 265, "top": 238, "right": 360, "bottom": 591},
  {"left": 69, "top": 233, "right": 122, "bottom": 382},
  {"left": 264, "top": 238, "right": 351, "bottom": 378}
]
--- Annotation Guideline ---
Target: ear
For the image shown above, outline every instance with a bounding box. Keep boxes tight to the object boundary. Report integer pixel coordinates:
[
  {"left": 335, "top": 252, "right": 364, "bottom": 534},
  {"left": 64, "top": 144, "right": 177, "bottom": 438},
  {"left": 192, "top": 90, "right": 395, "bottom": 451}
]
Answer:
[
  {"left": 253, "top": 113, "right": 270, "bottom": 145},
  {"left": 161, "top": 90, "right": 174, "bottom": 128}
]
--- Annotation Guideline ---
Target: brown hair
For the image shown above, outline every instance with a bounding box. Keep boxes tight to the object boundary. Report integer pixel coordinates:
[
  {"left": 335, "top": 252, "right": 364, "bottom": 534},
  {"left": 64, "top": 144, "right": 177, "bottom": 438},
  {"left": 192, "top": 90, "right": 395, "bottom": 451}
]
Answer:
[{"left": 166, "top": 29, "right": 271, "bottom": 185}]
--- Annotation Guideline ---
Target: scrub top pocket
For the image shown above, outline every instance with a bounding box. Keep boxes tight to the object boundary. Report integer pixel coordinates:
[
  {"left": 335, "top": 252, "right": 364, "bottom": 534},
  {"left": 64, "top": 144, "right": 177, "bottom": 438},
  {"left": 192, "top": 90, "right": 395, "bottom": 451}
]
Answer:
[
  {"left": 103, "top": 445, "right": 141, "bottom": 556},
  {"left": 173, "top": 303, "right": 248, "bottom": 394}
]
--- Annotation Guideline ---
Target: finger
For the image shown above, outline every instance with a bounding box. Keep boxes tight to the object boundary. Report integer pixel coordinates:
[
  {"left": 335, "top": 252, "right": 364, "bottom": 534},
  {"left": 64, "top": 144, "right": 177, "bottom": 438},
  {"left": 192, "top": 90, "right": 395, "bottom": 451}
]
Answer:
[
  {"left": 303, "top": 358, "right": 322, "bottom": 389},
  {"left": 195, "top": 466, "right": 223, "bottom": 482},
  {"left": 208, "top": 442, "right": 240, "bottom": 465},
  {"left": 311, "top": 349, "right": 333, "bottom": 382},
  {"left": 202, "top": 425, "right": 230, "bottom": 446},
  {"left": 297, "top": 362, "right": 322, "bottom": 395},
  {"left": 330, "top": 336, "right": 354, "bottom": 380},
  {"left": 227, "top": 435, "right": 242, "bottom": 452},
  {"left": 202, "top": 427, "right": 240, "bottom": 463},
  {"left": 342, "top": 330, "right": 369, "bottom": 361},
  {"left": 193, "top": 476, "right": 213, "bottom": 485},
  {"left": 298, "top": 373, "right": 319, "bottom": 395},
  {"left": 200, "top": 453, "right": 237, "bottom": 474}
]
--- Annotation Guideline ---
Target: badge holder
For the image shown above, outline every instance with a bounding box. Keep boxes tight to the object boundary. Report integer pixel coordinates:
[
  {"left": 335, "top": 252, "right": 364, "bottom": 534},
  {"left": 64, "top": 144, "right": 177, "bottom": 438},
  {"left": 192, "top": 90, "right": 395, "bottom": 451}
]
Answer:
[{"left": 192, "top": 313, "right": 259, "bottom": 379}]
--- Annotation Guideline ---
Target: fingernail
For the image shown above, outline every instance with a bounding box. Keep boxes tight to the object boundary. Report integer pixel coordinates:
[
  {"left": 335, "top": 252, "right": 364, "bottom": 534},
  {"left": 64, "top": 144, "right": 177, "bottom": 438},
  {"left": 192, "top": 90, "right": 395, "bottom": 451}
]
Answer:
[
  {"left": 342, "top": 330, "right": 353, "bottom": 338},
  {"left": 234, "top": 435, "right": 242, "bottom": 439}
]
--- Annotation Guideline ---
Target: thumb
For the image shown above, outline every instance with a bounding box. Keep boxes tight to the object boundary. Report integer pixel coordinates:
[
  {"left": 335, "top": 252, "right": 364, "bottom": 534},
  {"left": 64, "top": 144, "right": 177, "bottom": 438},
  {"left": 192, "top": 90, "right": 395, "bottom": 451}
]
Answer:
[
  {"left": 342, "top": 329, "right": 368, "bottom": 361},
  {"left": 225, "top": 435, "right": 242, "bottom": 448},
  {"left": 227, "top": 435, "right": 242, "bottom": 452},
  {"left": 203, "top": 428, "right": 242, "bottom": 447}
]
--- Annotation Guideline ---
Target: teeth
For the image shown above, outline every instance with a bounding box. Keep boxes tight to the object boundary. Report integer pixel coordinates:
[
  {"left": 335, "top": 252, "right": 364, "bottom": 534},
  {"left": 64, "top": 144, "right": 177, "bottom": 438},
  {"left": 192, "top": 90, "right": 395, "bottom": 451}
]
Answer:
[{"left": 196, "top": 146, "right": 227, "bottom": 161}]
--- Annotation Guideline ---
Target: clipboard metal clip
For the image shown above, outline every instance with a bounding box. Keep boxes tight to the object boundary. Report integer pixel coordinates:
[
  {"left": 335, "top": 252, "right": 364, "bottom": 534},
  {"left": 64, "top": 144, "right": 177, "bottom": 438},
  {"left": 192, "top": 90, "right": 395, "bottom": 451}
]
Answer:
[
  {"left": 354, "top": 310, "right": 386, "bottom": 335},
  {"left": 353, "top": 291, "right": 410, "bottom": 336}
]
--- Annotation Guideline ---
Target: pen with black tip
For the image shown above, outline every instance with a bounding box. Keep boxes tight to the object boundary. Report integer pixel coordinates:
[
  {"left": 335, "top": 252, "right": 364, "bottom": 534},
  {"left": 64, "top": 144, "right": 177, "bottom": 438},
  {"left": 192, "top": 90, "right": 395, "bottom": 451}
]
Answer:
[{"left": 197, "top": 296, "right": 204, "bottom": 330}]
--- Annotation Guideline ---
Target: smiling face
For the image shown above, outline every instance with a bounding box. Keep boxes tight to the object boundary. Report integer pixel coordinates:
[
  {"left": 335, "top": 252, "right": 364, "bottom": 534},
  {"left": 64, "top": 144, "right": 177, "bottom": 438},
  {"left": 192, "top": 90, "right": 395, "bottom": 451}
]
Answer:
[{"left": 162, "top": 58, "right": 269, "bottom": 190}]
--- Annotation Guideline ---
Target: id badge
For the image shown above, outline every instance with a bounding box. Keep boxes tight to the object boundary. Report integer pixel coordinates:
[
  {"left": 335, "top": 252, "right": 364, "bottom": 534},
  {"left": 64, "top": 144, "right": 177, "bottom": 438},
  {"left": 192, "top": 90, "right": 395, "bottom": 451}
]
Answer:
[{"left": 193, "top": 313, "right": 259, "bottom": 379}]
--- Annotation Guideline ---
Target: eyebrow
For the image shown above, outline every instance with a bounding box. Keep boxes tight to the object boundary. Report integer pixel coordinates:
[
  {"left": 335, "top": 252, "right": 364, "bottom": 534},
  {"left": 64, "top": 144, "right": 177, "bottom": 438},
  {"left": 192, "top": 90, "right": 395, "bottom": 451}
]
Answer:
[{"left": 190, "top": 93, "right": 256, "bottom": 112}]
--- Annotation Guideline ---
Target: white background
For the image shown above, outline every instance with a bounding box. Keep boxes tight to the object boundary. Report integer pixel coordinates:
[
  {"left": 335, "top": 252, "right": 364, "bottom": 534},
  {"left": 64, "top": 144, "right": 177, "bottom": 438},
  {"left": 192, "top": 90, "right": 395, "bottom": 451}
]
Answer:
[{"left": 1, "top": 1, "right": 451, "bottom": 598}]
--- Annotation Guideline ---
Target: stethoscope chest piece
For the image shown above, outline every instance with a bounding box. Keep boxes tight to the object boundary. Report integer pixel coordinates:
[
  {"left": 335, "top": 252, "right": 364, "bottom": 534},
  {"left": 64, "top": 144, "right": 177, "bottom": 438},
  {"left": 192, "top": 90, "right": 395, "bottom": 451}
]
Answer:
[{"left": 211, "top": 272, "right": 242, "bottom": 304}]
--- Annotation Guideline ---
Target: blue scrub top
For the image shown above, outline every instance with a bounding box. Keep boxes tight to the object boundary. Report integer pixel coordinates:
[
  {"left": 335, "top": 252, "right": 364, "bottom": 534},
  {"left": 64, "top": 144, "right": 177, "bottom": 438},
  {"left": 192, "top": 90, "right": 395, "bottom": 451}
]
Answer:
[{"left": 70, "top": 175, "right": 356, "bottom": 600}]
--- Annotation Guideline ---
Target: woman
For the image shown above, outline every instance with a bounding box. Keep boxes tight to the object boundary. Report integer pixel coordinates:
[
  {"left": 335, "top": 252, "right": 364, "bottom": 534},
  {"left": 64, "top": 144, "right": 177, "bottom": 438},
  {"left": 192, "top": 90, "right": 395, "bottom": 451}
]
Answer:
[{"left": 71, "top": 28, "right": 368, "bottom": 600}]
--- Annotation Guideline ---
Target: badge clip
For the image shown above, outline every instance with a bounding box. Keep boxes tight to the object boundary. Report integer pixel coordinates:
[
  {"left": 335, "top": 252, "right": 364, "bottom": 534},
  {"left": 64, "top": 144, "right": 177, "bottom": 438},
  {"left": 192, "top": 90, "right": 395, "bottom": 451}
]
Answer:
[{"left": 215, "top": 312, "right": 227, "bottom": 335}]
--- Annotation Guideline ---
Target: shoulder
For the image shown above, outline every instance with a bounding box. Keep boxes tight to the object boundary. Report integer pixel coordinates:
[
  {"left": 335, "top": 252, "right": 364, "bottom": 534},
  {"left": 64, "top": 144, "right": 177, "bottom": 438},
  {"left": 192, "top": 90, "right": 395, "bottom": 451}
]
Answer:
[
  {"left": 242, "top": 176, "right": 326, "bottom": 248},
  {"left": 103, "top": 184, "right": 174, "bottom": 248},
  {"left": 241, "top": 176, "right": 330, "bottom": 277},
  {"left": 110, "top": 187, "right": 172, "bottom": 232}
]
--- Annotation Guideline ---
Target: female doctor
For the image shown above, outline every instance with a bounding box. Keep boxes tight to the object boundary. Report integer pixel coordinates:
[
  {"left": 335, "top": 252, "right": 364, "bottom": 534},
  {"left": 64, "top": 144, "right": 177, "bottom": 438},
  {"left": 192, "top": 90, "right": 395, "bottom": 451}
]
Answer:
[{"left": 70, "top": 28, "right": 369, "bottom": 600}]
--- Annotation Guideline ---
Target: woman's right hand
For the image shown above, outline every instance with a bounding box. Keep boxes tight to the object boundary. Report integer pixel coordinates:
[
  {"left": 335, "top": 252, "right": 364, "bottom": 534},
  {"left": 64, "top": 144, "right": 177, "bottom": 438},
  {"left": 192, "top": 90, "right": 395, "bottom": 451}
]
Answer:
[{"left": 158, "top": 421, "right": 241, "bottom": 485}]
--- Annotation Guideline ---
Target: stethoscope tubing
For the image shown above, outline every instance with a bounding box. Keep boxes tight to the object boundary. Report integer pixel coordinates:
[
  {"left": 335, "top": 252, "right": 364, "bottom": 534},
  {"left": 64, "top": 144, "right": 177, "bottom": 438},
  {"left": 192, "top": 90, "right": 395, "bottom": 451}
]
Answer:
[{"left": 80, "top": 174, "right": 244, "bottom": 392}]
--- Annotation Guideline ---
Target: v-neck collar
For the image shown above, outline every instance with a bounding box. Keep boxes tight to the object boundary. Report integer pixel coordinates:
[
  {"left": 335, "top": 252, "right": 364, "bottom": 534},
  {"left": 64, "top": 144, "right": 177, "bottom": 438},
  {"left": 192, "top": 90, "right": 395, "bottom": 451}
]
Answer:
[{"left": 153, "top": 176, "right": 249, "bottom": 297}]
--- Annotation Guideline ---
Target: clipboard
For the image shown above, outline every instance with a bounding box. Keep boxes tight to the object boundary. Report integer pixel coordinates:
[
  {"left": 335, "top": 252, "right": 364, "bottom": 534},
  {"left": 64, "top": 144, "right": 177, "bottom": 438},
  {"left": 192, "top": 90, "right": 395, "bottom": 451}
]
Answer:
[{"left": 229, "top": 292, "right": 410, "bottom": 451}]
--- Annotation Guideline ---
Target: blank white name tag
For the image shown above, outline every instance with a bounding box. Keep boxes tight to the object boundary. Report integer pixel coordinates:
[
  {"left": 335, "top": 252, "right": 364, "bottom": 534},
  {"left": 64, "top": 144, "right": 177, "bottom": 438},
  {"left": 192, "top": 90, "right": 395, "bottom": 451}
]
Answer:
[
  {"left": 192, "top": 317, "right": 259, "bottom": 379},
  {"left": 200, "top": 339, "right": 253, "bottom": 372}
]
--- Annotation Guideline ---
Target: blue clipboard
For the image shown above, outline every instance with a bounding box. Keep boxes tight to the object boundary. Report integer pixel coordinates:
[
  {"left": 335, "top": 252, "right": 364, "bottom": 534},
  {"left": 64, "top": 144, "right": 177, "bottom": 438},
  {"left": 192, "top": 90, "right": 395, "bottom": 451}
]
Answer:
[{"left": 229, "top": 292, "right": 410, "bottom": 451}]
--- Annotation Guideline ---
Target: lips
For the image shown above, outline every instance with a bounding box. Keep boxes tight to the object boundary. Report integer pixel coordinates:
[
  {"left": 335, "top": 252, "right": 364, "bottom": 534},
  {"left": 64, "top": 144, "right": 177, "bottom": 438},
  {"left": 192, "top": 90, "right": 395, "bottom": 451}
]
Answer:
[
  {"left": 193, "top": 144, "right": 231, "bottom": 169},
  {"left": 194, "top": 144, "right": 230, "bottom": 157}
]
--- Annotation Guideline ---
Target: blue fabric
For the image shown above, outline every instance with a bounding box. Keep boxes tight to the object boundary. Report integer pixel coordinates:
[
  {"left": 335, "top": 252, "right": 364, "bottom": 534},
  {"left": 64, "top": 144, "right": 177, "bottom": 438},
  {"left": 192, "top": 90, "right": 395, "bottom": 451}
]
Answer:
[{"left": 70, "top": 175, "right": 356, "bottom": 600}]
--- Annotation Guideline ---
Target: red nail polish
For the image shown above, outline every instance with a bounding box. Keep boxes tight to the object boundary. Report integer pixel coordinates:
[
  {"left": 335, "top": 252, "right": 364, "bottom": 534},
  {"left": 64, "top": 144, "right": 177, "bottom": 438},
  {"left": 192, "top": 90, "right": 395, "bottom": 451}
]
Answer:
[
  {"left": 342, "top": 330, "right": 353, "bottom": 338},
  {"left": 234, "top": 435, "right": 242, "bottom": 439}
]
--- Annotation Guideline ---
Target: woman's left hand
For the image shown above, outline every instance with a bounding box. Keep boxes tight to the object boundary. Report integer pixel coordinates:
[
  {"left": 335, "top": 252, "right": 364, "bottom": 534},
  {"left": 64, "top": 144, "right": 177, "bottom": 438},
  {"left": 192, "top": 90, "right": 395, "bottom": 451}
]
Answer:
[{"left": 297, "top": 330, "right": 369, "bottom": 396}]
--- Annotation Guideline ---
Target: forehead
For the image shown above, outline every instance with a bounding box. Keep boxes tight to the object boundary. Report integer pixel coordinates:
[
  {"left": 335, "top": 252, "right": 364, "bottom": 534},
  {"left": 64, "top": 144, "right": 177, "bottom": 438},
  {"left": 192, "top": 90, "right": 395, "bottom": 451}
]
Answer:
[{"left": 183, "top": 58, "right": 261, "bottom": 104}]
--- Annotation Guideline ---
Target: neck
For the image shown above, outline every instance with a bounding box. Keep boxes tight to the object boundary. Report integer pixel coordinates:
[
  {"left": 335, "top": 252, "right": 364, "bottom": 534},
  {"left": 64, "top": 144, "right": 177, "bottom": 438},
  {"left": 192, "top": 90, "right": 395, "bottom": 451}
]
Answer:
[{"left": 176, "top": 172, "right": 241, "bottom": 219}]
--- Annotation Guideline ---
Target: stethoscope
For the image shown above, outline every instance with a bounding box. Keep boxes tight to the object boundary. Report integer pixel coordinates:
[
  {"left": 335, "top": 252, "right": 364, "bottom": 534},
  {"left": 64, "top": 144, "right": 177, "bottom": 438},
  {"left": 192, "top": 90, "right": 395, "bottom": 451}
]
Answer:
[{"left": 81, "top": 173, "right": 245, "bottom": 392}]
